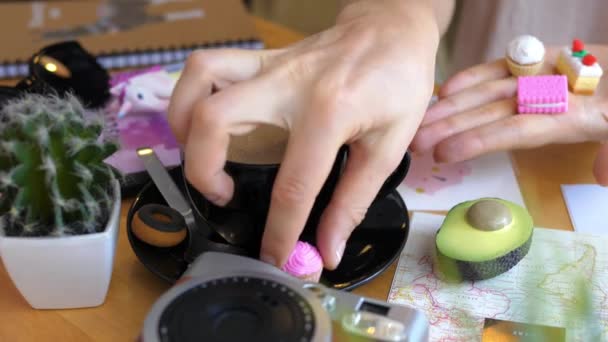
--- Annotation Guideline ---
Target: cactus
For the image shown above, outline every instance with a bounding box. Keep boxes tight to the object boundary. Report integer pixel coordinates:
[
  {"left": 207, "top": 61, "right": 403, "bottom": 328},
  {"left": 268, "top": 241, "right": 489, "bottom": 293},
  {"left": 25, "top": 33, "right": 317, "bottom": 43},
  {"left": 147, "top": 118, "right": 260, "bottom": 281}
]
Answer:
[{"left": 0, "top": 93, "right": 120, "bottom": 237}]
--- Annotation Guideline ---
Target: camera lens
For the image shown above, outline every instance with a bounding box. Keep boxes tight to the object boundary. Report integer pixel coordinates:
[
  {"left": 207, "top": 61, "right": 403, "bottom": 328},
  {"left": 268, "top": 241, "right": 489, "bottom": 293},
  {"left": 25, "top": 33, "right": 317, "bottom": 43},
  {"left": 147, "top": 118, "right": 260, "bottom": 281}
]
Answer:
[{"left": 158, "top": 276, "right": 315, "bottom": 342}]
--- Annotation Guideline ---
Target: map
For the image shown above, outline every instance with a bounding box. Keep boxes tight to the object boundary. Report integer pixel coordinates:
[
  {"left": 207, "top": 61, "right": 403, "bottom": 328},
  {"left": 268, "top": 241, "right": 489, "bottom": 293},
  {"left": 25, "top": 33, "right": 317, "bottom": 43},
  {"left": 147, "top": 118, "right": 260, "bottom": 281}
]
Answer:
[{"left": 388, "top": 213, "right": 608, "bottom": 341}]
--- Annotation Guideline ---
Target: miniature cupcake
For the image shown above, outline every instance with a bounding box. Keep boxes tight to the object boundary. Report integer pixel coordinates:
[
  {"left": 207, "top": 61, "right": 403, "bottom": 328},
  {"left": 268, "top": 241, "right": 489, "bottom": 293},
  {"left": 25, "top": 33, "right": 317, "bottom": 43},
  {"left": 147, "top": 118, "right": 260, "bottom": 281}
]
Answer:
[
  {"left": 556, "top": 39, "right": 603, "bottom": 95},
  {"left": 506, "top": 35, "right": 545, "bottom": 76},
  {"left": 282, "top": 241, "right": 324, "bottom": 282}
]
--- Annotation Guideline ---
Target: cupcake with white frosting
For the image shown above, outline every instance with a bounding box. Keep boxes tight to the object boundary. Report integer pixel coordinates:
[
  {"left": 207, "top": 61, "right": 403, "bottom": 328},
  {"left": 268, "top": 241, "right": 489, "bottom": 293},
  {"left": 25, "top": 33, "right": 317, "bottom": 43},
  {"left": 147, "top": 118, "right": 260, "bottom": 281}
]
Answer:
[{"left": 506, "top": 35, "right": 545, "bottom": 76}]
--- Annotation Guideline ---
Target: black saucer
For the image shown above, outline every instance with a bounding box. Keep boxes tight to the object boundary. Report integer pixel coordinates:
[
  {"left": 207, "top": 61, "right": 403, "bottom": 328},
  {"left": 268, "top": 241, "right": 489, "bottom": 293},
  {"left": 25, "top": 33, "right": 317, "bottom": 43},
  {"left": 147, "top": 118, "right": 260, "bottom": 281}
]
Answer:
[{"left": 126, "top": 167, "right": 409, "bottom": 291}]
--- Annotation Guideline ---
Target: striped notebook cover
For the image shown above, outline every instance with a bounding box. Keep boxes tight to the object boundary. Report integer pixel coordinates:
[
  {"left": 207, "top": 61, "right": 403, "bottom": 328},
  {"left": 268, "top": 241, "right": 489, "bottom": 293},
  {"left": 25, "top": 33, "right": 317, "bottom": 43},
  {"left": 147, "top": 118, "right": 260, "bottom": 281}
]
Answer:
[{"left": 0, "top": 0, "right": 262, "bottom": 79}]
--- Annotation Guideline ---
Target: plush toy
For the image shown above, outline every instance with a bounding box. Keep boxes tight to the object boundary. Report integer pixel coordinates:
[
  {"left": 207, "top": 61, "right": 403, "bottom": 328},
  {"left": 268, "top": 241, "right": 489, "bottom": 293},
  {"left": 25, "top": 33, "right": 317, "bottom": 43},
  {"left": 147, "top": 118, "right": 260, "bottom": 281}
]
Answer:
[{"left": 109, "top": 66, "right": 177, "bottom": 118}]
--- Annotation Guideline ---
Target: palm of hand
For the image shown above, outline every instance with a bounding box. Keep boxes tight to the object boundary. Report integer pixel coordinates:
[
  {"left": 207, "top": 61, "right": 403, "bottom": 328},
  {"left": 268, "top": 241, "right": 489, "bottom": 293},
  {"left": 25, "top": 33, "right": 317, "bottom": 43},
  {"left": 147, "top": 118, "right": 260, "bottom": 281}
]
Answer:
[{"left": 411, "top": 46, "right": 608, "bottom": 164}]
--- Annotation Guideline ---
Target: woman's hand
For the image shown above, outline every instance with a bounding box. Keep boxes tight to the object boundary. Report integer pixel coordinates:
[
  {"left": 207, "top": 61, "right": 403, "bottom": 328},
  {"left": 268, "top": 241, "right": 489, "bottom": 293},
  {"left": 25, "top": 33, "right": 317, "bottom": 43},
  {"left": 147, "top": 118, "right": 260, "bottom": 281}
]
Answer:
[
  {"left": 168, "top": 0, "right": 440, "bottom": 269},
  {"left": 411, "top": 46, "right": 608, "bottom": 184}
]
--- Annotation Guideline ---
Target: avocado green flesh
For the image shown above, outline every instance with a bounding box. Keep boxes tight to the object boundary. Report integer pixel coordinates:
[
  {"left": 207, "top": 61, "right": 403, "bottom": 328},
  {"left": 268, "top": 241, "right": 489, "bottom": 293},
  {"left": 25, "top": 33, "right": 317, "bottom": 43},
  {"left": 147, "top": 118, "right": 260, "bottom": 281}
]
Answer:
[{"left": 435, "top": 199, "right": 533, "bottom": 263}]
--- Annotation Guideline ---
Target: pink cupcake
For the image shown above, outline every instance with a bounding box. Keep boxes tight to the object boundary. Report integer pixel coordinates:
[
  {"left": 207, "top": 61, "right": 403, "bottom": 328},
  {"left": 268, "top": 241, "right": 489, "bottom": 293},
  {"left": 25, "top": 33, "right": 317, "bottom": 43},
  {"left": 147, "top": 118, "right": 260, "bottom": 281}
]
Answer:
[{"left": 282, "top": 241, "right": 324, "bottom": 282}]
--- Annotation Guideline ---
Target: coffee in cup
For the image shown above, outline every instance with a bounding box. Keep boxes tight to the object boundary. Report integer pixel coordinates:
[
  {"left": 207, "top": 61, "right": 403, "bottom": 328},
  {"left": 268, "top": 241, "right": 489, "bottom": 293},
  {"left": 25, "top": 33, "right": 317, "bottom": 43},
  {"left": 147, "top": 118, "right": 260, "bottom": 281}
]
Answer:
[{"left": 226, "top": 124, "right": 288, "bottom": 165}]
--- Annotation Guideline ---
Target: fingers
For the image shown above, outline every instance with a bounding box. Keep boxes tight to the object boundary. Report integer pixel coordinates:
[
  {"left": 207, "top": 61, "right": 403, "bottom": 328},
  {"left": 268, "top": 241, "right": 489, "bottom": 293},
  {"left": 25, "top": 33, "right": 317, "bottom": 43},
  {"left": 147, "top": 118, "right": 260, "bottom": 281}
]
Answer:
[
  {"left": 593, "top": 142, "right": 608, "bottom": 186},
  {"left": 199, "top": 74, "right": 291, "bottom": 132},
  {"left": 260, "top": 116, "right": 345, "bottom": 268},
  {"left": 439, "top": 59, "right": 510, "bottom": 98},
  {"left": 183, "top": 75, "right": 287, "bottom": 206},
  {"left": 315, "top": 133, "right": 406, "bottom": 270},
  {"left": 423, "top": 78, "right": 517, "bottom": 126},
  {"left": 433, "top": 114, "right": 574, "bottom": 163},
  {"left": 183, "top": 116, "right": 233, "bottom": 206},
  {"left": 413, "top": 98, "right": 516, "bottom": 152},
  {"left": 168, "top": 48, "right": 276, "bottom": 144}
]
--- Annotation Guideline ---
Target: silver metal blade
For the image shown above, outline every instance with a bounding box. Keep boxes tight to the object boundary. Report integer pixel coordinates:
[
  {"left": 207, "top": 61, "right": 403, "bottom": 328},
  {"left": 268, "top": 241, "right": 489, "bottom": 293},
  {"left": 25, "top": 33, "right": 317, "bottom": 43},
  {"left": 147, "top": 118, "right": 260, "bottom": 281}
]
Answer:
[{"left": 136, "top": 147, "right": 191, "bottom": 216}]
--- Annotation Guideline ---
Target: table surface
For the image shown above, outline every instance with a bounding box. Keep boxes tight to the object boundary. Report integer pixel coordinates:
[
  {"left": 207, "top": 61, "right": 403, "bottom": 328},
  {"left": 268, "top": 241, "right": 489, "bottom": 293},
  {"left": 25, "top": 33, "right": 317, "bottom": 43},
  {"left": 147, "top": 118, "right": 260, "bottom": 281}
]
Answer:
[{"left": 0, "top": 16, "right": 601, "bottom": 342}]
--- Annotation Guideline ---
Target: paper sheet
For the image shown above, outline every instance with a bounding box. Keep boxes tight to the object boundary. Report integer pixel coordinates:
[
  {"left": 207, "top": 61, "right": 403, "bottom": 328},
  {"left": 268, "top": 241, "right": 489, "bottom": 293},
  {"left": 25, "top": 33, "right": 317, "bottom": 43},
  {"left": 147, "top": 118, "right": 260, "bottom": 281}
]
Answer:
[
  {"left": 398, "top": 152, "right": 525, "bottom": 211},
  {"left": 389, "top": 212, "right": 608, "bottom": 341},
  {"left": 561, "top": 184, "right": 608, "bottom": 236}
]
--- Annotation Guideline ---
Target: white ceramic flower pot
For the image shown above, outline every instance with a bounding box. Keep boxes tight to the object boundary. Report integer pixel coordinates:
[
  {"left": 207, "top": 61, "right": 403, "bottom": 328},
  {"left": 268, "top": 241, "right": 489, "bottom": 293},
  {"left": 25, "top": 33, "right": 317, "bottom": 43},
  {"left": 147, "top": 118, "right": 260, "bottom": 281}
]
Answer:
[{"left": 0, "top": 180, "right": 121, "bottom": 309}]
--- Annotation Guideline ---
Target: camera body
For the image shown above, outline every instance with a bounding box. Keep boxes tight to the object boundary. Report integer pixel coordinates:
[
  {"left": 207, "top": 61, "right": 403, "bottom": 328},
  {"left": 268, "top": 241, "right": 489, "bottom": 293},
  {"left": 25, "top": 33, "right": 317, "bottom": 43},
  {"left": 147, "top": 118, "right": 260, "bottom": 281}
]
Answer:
[{"left": 140, "top": 252, "right": 429, "bottom": 341}]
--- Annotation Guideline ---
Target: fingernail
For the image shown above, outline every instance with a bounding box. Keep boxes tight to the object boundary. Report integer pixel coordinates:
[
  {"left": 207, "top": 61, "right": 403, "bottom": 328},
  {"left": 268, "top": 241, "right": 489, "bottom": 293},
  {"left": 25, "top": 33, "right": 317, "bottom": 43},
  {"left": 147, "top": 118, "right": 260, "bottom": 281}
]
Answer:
[
  {"left": 335, "top": 240, "right": 346, "bottom": 265},
  {"left": 260, "top": 253, "right": 277, "bottom": 267},
  {"left": 206, "top": 193, "right": 227, "bottom": 206},
  {"left": 206, "top": 185, "right": 233, "bottom": 206}
]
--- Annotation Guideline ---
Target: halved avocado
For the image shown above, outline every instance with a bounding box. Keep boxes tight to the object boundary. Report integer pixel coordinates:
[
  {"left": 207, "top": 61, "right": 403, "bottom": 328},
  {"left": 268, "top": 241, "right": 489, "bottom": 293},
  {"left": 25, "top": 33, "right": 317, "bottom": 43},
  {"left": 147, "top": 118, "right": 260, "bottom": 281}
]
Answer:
[{"left": 433, "top": 198, "right": 533, "bottom": 282}]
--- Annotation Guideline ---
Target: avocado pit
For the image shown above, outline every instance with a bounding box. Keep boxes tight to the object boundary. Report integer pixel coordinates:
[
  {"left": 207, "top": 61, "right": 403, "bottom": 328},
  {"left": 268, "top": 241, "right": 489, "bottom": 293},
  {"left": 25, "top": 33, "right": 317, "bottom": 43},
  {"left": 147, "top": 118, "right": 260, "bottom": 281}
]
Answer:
[{"left": 466, "top": 199, "right": 512, "bottom": 231}]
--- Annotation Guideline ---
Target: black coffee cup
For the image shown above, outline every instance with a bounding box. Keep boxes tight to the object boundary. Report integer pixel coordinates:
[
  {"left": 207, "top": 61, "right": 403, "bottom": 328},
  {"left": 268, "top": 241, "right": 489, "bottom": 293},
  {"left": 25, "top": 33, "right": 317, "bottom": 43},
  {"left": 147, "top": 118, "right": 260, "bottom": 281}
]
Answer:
[{"left": 183, "top": 142, "right": 410, "bottom": 255}]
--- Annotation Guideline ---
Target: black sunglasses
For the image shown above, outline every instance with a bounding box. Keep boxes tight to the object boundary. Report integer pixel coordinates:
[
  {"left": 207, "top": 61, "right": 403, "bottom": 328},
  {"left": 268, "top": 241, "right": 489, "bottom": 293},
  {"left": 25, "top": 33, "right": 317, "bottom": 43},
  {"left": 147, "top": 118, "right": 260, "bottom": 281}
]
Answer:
[{"left": 0, "top": 41, "right": 110, "bottom": 110}]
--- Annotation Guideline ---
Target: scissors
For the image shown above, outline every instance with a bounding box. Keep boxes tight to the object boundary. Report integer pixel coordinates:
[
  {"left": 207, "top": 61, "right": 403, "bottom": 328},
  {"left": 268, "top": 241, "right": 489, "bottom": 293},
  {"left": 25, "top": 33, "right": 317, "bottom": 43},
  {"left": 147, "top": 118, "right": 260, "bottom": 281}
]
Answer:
[{"left": 133, "top": 147, "right": 248, "bottom": 263}]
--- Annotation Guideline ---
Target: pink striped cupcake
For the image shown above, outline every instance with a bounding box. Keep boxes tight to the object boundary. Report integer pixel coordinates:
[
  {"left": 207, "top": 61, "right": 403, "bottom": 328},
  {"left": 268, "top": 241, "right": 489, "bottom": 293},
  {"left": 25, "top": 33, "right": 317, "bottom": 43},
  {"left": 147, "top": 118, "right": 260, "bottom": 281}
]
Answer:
[{"left": 282, "top": 241, "right": 324, "bottom": 282}]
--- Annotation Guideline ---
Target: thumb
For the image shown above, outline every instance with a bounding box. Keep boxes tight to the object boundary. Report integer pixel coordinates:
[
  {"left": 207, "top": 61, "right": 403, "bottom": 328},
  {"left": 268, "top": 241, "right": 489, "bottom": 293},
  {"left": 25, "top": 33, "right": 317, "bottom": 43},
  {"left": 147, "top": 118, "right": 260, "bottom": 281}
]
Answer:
[{"left": 593, "top": 142, "right": 608, "bottom": 186}]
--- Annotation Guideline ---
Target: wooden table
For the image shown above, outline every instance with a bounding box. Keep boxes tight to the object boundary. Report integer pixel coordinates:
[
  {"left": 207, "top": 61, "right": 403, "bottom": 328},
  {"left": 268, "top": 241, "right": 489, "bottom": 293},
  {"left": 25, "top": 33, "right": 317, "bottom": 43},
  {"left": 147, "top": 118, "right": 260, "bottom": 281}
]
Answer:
[{"left": 0, "top": 17, "right": 601, "bottom": 342}]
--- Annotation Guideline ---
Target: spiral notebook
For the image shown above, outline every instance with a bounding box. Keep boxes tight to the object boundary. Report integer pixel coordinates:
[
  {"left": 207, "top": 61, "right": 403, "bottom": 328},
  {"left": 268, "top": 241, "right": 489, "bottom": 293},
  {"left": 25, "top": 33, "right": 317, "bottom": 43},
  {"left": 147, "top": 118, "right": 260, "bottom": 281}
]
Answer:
[{"left": 0, "top": 0, "right": 262, "bottom": 79}]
